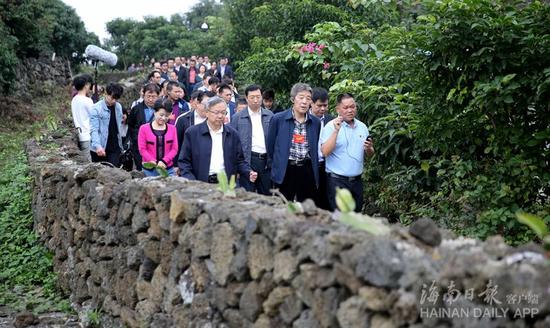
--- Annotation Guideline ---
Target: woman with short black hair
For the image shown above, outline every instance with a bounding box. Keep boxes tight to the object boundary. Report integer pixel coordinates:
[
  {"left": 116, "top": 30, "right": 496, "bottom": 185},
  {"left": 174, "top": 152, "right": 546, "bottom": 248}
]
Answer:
[{"left": 137, "top": 99, "right": 179, "bottom": 177}]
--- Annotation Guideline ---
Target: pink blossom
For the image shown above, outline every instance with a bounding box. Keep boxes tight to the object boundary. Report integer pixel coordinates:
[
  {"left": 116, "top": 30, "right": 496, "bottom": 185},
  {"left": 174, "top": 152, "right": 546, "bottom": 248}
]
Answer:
[{"left": 323, "top": 62, "right": 330, "bottom": 70}]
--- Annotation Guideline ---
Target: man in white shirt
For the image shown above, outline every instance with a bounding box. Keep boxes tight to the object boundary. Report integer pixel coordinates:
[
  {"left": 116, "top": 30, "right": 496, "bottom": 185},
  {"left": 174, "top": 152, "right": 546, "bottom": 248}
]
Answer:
[
  {"left": 203, "top": 56, "right": 211, "bottom": 70},
  {"left": 179, "top": 96, "right": 258, "bottom": 184},
  {"left": 218, "top": 83, "right": 236, "bottom": 124},
  {"left": 230, "top": 85, "right": 274, "bottom": 194},
  {"left": 71, "top": 74, "right": 94, "bottom": 161},
  {"left": 175, "top": 90, "right": 214, "bottom": 162}
]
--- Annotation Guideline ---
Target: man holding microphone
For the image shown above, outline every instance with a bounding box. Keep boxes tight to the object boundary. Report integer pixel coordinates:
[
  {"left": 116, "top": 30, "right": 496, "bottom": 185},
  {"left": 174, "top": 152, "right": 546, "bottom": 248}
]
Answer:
[{"left": 320, "top": 93, "right": 374, "bottom": 212}]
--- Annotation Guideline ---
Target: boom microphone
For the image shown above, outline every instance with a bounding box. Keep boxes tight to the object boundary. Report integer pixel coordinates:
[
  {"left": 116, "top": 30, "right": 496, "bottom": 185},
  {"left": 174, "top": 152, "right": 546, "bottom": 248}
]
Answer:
[{"left": 85, "top": 45, "right": 118, "bottom": 67}]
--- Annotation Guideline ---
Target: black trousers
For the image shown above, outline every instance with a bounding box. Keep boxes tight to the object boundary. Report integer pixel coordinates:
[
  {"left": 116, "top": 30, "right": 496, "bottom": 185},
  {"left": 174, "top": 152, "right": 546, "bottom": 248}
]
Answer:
[
  {"left": 131, "top": 141, "right": 142, "bottom": 171},
  {"left": 91, "top": 149, "right": 121, "bottom": 168},
  {"left": 275, "top": 160, "right": 316, "bottom": 202},
  {"left": 315, "top": 161, "right": 331, "bottom": 210},
  {"left": 240, "top": 154, "right": 272, "bottom": 195},
  {"left": 327, "top": 174, "right": 363, "bottom": 212}
]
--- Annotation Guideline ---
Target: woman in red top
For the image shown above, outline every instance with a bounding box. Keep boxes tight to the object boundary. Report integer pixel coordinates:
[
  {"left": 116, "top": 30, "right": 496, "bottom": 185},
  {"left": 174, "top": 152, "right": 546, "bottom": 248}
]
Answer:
[{"left": 138, "top": 99, "right": 179, "bottom": 176}]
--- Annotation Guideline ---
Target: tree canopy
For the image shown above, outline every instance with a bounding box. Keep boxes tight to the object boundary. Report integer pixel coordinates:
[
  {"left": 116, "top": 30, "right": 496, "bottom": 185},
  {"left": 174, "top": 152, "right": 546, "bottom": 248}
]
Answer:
[
  {"left": 104, "top": 0, "right": 226, "bottom": 69},
  {"left": 0, "top": 0, "right": 98, "bottom": 93}
]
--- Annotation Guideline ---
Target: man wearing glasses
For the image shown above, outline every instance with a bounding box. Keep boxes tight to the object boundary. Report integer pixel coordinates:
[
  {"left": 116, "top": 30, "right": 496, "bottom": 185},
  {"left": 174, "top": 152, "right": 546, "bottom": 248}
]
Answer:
[
  {"left": 178, "top": 96, "right": 258, "bottom": 184},
  {"left": 128, "top": 83, "right": 160, "bottom": 170}
]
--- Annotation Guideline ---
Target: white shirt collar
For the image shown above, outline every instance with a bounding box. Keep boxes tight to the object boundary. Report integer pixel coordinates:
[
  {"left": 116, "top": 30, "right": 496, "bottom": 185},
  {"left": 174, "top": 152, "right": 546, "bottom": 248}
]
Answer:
[
  {"left": 247, "top": 107, "right": 261, "bottom": 116},
  {"left": 207, "top": 122, "right": 223, "bottom": 134}
]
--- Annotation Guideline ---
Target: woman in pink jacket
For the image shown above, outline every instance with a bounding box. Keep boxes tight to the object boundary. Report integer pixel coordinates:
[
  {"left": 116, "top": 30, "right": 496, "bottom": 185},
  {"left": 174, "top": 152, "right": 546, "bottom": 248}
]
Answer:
[{"left": 138, "top": 99, "right": 179, "bottom": 176}]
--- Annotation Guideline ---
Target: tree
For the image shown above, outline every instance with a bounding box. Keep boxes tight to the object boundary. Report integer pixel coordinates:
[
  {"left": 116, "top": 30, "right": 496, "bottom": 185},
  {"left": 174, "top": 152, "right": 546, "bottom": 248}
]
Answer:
[
  {"left": 292, "top": 0, "right": 550, "bottom": 243},
  {"left": 184, "top": 0, "right": 224, "bottom": 30},
  {"left": 104, "top": 1, "right": 227, "bottom": 69},
  {"left": 0, "top": 0, "right": 95, "bottom": 93},
  {"left": 106, "top": 18, "right": 138, "bottom": 69}
]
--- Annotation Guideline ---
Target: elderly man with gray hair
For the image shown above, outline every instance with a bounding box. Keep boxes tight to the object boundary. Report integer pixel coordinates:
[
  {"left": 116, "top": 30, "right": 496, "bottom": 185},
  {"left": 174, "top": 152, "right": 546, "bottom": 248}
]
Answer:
[
  {"left": 178, "top": 96, "right": 258, "bottom": 184},
  {"left": 267, "top": 83, "right": 321, "bottom": 202}
]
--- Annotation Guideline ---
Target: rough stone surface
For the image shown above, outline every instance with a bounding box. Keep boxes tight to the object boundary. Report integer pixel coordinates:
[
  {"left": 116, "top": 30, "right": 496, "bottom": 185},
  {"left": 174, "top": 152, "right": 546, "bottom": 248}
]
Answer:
[
  {"left": 263, "top": 287, "right": 293, "bottom": 316},
  {"left": 273, "top": 250, "right": 298, "bottom": 282},
  {"left": 211, "top": 223, "right": 236, "bottom": 285},
  {"left": 25, "top": 131, "right": 550, "bottom": 327},
  {"left": 409, "top": 218, "right": 442, "bottom": 246},
  {"left": 355, "top": 239, "right": 405, "bottom": 288},
  {"left": 14, "top": 311, "right": 38, "bottom": 328},
  {"left": 336, "top": 296, "right": 369, "bottom": 328},
  {"left": 248, "top": 234, "right": 274, "bottom": 279},
  {"left": 239, "top": 281, "right": 263, "bottom": 322}
]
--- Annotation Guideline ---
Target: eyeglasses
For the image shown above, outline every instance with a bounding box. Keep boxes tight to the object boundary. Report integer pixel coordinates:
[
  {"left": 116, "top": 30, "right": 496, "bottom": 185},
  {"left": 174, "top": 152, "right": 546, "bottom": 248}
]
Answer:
[
  {"left": 208, "top": 110, "right": 228, "bottom": 116},
  {"left": 295, "top": 95, "right": 312, "bottom": 101},
  {"left": 144, "top": 94, "right": 158, "bottom": 99},
  {"left": 247, "top": 95, "right": 262, "bottom": 100}
]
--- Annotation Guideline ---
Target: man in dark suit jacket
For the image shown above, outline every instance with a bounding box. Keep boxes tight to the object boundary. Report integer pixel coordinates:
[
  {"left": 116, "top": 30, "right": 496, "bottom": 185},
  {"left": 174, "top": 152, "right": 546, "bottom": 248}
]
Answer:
[
  {"left": 178, "top": 96, "right": 258, "bottom": 184},
  {"left": 218, "top": 83, "right": 237, "bottom": 123},
  {"left": 216, "top": 56, "right": 234, "bottom": 80},
  {"left": 127, "top": 83, "right": 160, "bottom": 170},
  {"left": 267, "top": 83, "right": 321, "bottom": 202},
  {"left": 174, "top": 58, "right": 188, "bottom": 88},
  {"left": 310, "top": 87, "right": 334, "bottom": 210},
  {"left": 174, "top": 90, "right": 215, "bottom": 159},
  {"left": 230, "top": 85, "right": 274, "bottom": 194}
]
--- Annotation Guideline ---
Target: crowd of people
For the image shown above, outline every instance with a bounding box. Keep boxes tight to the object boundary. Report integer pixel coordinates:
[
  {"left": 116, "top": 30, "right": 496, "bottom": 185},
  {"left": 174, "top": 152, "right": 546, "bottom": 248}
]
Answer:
[{"left": 71, "top": 56, "right": 374, "bottom": 211}]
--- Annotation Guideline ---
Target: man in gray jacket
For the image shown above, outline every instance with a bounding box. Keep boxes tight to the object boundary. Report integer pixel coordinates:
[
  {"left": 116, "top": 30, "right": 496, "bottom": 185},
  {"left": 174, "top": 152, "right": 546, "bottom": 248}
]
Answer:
[{"left": 230, "top": 85, "right": 274, "bottom": 194}]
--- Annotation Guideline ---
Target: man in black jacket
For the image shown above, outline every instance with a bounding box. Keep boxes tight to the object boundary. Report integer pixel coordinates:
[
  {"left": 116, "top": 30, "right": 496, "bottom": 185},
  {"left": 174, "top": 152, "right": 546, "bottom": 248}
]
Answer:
[
  {"left": 174, "top": 90, "right": 215, "bottom": 157},
  {"left": 178, "top": 96, "right": 257, "bottom": 183},
  {"left": 310, "top": 87, "right": 334, "bottom": 210},
  {"left": 216, "top": 56, "right": 234, "bottom": 80},
  {"left": 174, "top": 57, "right": 188, "bottom": 89},
  {"left": 127, "top": 83, "right": 160, "bottom": 170}
]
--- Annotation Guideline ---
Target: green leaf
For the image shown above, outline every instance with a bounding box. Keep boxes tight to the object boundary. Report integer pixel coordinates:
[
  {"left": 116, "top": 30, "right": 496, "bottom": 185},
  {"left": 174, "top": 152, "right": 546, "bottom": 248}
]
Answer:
[
  {"left": 229, "top": 175, "right": 236, "bottom": 190},
  {"left": 217, "top": 170, "right": 229, "bottom": 193},
  {"left": 501, "top": 74, "right": 516, "bottom": 84},
  {"left": 142, "top": 162, "right": 156, "bottom": 170},
  {"left": 446, "top": 88, "right": 456, "bottom": 101},
  {"left": 340, "top": 212, "right": 390, "bottom": 235},
  {"left": 287, "top": 201, "right": 303, "bottom": 214},
  {"left": 420, "top": 161, "right": 430, "bottom": 173},
  {"left": 336, "top": 188, "right": 355, "bottom": 213},
  {"left": 156, "top": 166, "right": 169, "bottom": 178},
  {"left": 516, "top": 211, "right": 548, "bottom": 238}
]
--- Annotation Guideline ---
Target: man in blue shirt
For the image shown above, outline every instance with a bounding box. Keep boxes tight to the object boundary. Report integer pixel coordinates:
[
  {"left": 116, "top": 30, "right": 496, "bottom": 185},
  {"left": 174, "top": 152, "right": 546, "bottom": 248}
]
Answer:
[{"left": 320, "top": 93, "right": 374, "bottom": 212}]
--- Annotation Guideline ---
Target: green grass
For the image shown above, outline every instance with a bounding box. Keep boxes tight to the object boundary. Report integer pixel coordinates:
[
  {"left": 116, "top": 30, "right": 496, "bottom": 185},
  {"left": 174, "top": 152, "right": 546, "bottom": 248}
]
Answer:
[{"left": 0, "top": 90, "right": 72, "bottom": 314}]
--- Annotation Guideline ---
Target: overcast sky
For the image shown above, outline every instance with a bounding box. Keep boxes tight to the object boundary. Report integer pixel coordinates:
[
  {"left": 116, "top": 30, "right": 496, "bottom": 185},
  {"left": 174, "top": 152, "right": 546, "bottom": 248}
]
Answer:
[{"left": 62, "top": 0, "right": 201, "bottom": 43}]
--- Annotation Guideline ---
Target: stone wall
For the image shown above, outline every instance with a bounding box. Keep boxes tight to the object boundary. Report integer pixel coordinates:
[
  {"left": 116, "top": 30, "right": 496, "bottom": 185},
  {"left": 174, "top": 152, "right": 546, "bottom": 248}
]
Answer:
[
  {"left": 14, "top": 56, "right": 72, "bottom": 98},
  {"left": 26, "top": 133, "right": 550, "bottom": 328}
]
